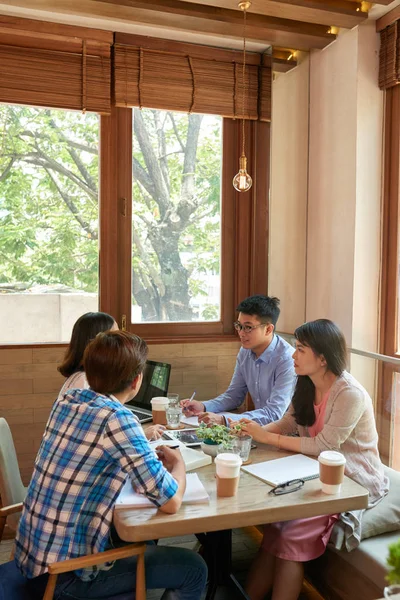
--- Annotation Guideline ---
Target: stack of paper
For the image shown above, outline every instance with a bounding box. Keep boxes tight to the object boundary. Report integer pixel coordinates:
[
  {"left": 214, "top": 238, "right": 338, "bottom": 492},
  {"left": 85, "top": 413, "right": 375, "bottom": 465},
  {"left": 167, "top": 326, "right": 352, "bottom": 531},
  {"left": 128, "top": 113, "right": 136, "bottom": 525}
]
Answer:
[{"left": 115, "top": 472, "right": 210, "bottom": 509}]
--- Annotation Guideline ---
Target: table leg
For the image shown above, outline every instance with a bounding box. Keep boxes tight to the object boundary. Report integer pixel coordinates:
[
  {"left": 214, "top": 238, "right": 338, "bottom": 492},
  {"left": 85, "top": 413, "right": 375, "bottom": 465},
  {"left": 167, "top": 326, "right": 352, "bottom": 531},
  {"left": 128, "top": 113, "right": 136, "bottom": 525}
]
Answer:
[{"left": 200, "top": 530, "right": 251, "bottom": 600}]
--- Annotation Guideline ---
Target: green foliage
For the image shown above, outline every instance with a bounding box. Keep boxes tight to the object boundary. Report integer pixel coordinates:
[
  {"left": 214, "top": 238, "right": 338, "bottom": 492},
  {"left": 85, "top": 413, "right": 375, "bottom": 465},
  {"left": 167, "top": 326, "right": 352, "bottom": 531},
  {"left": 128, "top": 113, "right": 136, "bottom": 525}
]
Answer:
[
  {"left": 387, "top": 540, "right": 400, "bottom": 585},
  {"left": 197, "top": 422, "right": 234, "bottom": 445},
  {"left": 0, "top": 105, "right": 99, "bottom": 291},
  {"left": 0, "top": 104, "right": 222, "bottom": 321}
]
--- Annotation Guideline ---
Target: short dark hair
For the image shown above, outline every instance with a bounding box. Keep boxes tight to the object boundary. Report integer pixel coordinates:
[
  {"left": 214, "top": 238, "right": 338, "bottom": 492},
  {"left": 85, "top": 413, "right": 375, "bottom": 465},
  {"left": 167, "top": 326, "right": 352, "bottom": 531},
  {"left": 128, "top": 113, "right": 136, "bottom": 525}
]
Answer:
[
  {"left": 83, "top": 330, "right": 148, "bottom": 395},
  {"left": 292, "top": 319, "right": 348, "bottom": 427},
  {"left": 58, "top": 312, "right": 115, "bottom": 378},
  {"left": 236, "top": 295, "right": 281, "bottom": 327}
]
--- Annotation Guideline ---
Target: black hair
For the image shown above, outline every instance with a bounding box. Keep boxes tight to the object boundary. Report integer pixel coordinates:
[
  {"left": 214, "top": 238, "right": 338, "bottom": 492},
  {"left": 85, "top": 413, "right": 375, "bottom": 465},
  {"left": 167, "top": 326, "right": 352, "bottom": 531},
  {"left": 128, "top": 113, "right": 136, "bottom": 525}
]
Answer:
[
  {"left": 58, "top": 312, "right": 115, "bottom": 377},
  {"left": 292, "top": 319, "right": 348, "bottom": 427},
  {"left": 236, "top": 295, "right": 280, "bottom": 327}
]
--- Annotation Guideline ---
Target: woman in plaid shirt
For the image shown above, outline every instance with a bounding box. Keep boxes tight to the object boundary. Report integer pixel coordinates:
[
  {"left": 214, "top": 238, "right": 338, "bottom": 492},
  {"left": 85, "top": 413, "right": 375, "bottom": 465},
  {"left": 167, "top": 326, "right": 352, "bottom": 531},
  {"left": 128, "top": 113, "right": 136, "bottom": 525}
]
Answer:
[{"left": 15, "top": 330, "right": 207, "bottom": 600}]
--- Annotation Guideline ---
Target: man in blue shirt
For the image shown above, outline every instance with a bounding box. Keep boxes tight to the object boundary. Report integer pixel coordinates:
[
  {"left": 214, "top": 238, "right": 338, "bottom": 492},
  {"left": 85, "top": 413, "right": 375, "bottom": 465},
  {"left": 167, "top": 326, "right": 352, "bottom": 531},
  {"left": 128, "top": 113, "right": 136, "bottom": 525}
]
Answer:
[
  {"left": 181, "top": 295, "right": 295, "bottom": 426},
  {"left": 15, "top": 330, "right": 207, "bottom": 600}
]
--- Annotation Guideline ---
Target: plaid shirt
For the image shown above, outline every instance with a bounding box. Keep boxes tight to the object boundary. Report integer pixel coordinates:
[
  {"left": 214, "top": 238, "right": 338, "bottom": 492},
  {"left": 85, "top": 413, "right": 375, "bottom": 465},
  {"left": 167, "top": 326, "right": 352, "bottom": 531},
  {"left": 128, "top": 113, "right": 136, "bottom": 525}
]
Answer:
[{"left": 15, "top": 389, "right": 178, "bottom": 580}]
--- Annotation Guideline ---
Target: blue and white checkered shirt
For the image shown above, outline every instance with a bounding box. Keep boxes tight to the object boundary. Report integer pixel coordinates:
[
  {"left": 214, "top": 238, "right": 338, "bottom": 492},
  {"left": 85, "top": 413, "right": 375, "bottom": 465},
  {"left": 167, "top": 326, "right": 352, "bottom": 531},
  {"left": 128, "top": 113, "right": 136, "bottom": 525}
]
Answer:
[{"left": 15, "top": 389, "right": 178, "bottom": 580}]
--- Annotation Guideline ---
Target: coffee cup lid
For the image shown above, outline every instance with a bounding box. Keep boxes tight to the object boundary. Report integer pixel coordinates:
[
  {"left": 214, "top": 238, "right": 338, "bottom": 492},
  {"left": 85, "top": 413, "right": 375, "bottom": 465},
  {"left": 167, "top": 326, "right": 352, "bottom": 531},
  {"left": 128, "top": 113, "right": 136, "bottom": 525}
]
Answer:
[
  {"left": 151, "top": 397, "right": 169, "bottom": 406},
  {"left": 215, "top": 453, "right": 242, "bottom": 467},
  {"left": 318, "top": 450, "right": 346, "bottom": 466}
]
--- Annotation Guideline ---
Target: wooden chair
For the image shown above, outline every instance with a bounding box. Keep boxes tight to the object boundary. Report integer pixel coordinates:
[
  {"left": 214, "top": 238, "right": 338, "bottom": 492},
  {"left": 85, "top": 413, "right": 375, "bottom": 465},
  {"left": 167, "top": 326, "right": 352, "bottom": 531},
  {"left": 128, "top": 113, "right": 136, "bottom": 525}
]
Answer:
[{"left": 0, "top": 504, "right": 146, "bottom": 600}]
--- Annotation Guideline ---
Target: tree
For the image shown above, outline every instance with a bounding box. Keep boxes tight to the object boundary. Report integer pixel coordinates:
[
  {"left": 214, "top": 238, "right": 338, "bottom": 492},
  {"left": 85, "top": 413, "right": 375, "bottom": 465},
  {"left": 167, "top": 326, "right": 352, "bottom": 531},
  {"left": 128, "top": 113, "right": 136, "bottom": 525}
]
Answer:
[{"left": 0, "top": 104, "right": 222, "bottom": 321}]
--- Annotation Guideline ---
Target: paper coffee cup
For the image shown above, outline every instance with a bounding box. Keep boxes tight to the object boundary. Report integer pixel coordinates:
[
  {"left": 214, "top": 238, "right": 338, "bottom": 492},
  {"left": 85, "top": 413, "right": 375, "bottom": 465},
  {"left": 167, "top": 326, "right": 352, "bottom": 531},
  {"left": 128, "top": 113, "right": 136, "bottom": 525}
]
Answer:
[
  {"left": 215, "top": 453, "right": 242, "bottom": 497},
  {"left": 151, "top": 397, "right": 169, "bottom": 425},
  {"left": 318, "top": 451, "right": 346, "bottom": 494}
]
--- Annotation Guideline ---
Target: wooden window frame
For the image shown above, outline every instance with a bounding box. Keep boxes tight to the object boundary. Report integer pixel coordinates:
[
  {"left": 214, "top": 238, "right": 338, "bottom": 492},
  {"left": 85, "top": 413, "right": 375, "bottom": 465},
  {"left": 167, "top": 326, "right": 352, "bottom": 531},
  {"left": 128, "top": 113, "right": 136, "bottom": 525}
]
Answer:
[
  {"left": 378, "top": 85, "right": 400, "bottom": 467},
  {"left": 99, "top": 107, "right": 270, "bottom": 342}
]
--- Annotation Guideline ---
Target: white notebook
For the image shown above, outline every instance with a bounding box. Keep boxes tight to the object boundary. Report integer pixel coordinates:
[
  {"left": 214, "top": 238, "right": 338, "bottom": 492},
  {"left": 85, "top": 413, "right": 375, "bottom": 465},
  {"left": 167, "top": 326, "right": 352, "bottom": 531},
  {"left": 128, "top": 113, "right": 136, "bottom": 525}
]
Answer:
[
  {"left": 241, "top": 454, "right": 319, "bottom": 487},
  {"left": 180, "top": 415, "right": 199, "bottom": 427},
  {"left": 115, "top": 472, "right": 210, "bottom": 509},
  {"left": 151, "top": 439, "right": 211, "bottom": 471}
]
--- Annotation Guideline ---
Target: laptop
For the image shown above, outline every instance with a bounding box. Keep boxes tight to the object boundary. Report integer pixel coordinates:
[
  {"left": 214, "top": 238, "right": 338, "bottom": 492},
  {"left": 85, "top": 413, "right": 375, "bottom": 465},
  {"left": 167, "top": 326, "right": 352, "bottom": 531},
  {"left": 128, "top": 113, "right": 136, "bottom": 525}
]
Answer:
[{"left": 125, "top": 360, "right": 171, "bottom": 424}]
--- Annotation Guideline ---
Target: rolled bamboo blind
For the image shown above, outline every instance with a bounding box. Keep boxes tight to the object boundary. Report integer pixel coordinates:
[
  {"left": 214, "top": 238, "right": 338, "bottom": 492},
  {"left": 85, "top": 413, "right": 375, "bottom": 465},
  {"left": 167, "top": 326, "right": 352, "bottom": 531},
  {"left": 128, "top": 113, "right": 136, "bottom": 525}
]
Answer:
[
  {"left": 379, "top": 21, "right": 399, "bottom": 90},
  {"left": 0, "top": 18, "right": 112, "bottom": 114},
  {"left": 114, "top": 38, "right": 272, "bottom": 122}
]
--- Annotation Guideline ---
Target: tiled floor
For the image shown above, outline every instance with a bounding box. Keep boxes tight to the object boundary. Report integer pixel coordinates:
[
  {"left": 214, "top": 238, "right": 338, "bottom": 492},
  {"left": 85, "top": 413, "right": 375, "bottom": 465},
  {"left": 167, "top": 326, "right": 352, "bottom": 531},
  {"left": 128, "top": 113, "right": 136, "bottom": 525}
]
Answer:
[{"left": 0, "top": 527, "right": 323, "bottom": 599}]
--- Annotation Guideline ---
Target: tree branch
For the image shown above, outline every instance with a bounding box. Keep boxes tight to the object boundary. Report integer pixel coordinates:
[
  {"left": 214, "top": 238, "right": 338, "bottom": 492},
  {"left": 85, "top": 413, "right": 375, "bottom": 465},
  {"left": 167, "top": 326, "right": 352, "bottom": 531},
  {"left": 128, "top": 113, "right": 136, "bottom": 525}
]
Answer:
[
  {"left": 44, "top": 168, "right": 98, "bottom": 240},
  {"left": 0, "top": 158, "right": 14, "bottom": 182},
  {"left": 168, "top": 113, "right": 186, "bottom": 153}
]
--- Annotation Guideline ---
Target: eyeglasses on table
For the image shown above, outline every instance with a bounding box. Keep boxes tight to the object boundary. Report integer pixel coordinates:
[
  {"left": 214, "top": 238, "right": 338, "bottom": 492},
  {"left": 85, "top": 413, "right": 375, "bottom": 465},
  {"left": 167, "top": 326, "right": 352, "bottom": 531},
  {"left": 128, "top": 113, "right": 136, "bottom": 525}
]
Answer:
[{"left": 268, "top": 479, "right": 305, "bottom": 496}]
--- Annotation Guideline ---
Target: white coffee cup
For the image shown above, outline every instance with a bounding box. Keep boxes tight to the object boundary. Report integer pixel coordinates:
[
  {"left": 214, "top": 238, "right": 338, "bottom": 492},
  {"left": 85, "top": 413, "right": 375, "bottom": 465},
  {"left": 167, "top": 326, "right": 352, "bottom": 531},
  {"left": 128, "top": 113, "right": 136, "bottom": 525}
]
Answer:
[
  {"left": 318, "top": 450, "right": 346, "bottom": 495},
  {"left": 151, "top": 397, "right": 169, "bottom": 425},
  {"left": 214, "top": 453, "right": 242, "bottom": 497}
]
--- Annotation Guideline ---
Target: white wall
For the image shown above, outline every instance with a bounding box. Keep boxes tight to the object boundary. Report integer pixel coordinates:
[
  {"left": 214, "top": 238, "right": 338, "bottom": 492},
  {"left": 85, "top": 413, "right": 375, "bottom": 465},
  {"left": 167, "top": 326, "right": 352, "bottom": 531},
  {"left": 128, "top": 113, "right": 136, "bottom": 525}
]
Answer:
[
  {"left": 271, "top": 22, "right": 383, "bottom": 359},
  {"left": 269, "top": 58, "right": 309, "bottom": 334}
]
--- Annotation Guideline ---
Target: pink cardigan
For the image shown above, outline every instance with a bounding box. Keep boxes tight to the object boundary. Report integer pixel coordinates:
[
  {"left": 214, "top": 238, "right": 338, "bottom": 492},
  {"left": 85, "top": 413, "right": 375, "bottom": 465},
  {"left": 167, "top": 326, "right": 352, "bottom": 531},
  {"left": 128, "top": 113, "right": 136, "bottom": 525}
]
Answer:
[{"left": 276, "top": 371, "right": 388, "bottom": 506}]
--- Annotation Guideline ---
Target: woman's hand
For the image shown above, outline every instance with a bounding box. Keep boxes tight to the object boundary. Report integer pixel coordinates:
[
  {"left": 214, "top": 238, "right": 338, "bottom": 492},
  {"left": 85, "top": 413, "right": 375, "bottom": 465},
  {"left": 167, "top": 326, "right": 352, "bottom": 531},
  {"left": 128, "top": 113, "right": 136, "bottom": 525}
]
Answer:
[
  {"left": 146, "top": 424, "right": 166, "bottom": 441},
  {"left": 234, "top": 418, "right": 267, "bottom": 443}
]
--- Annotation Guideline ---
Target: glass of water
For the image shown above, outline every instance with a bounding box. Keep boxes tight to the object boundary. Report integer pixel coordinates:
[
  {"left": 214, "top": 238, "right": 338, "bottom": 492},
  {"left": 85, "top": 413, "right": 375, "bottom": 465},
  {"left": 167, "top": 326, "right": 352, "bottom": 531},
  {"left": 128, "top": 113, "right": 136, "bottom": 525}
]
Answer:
[
  {"left": 218, "top": 435, "right": 252, "bottom": 463},
  {"left": 166, "top": 406, "right": 182, "bottom": 429},
  {"left": 167, "top": 393, "right": 180, "bottom": 407}
]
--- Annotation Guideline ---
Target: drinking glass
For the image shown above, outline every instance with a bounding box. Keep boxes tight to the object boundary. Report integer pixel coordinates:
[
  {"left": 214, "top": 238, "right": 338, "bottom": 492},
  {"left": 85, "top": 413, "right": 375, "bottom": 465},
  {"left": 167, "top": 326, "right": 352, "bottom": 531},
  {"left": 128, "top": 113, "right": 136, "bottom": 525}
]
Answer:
[
  {"left": 167, "top": 393, "right": 180, "bottom": 407},
  {"left": 166, "top": 406, "right": 182, "bottom": 429},
  {"left": 217, "top": 435, "right": 252, "bottom": 463}
]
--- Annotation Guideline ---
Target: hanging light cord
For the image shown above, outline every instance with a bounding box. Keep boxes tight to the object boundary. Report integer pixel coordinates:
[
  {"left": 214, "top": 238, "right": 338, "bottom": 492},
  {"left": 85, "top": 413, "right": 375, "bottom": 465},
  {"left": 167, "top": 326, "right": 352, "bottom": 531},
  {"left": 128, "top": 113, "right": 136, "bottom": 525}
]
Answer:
[{"left": 241, "top": 4, "right": 247, "bottom": 158}]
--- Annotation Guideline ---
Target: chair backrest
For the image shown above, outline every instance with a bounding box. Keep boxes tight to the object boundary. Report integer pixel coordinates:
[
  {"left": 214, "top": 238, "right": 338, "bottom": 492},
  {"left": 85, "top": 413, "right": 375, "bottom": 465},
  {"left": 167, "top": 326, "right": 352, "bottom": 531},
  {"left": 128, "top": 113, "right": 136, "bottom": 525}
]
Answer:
[{"left": 0, "top": 419, "right": 26, "bottom": 529}]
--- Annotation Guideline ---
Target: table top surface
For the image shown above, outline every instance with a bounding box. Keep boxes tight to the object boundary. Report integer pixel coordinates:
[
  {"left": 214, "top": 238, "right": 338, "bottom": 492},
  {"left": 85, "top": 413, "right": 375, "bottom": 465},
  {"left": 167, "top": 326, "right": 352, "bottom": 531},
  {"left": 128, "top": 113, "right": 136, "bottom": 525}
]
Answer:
[{"left": 113, "top": 443, "right": 369, "bottom": 542}]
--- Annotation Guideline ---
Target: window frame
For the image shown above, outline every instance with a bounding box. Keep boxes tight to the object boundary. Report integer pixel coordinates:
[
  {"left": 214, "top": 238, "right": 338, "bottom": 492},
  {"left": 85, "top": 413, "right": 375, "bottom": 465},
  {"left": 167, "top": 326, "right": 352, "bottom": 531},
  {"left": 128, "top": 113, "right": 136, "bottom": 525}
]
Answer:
[{"left": 99, "top": 107, "right": 270, "bottom": 342}]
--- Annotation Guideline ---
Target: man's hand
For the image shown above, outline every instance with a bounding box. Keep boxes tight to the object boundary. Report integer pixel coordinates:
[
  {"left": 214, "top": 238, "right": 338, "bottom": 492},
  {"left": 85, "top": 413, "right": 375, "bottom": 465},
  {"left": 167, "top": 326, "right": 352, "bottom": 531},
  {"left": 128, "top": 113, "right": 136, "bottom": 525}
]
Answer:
[
  {"left": 145, "top": 424, "right": 166, "bottom": 441},
  {"left": 180, "top": 399, "right": 205, "bottom": 416},
  {"left": 198, "top": 412, "right": 224, "bottom": 425},
  {"left": 156, "top": 445, "right": 184, "bottom": 472}
]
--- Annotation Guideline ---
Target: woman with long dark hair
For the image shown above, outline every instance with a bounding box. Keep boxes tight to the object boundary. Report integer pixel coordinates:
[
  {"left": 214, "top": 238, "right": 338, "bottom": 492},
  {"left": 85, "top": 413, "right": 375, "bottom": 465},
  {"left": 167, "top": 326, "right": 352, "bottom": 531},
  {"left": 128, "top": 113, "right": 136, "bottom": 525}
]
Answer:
[
  {"left": 58, "top": 312, "right": 165, "bottom": 440},
  {"left": 58, "top": 311, "right": 117, "bottom": 398},
  {"left": 237, "top": 319, "right": 388, "bottom": 600}
]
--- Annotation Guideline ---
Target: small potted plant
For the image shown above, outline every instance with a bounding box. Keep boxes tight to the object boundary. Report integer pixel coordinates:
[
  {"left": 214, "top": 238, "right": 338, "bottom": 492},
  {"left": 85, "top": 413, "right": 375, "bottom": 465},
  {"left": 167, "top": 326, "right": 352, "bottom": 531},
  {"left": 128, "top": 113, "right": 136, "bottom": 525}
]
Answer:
[
  {"left": 384, "top": 539, "right": 400, "bottom": 598},
  {"left": 197, "top": 423, "right": 234, "bottom": 457}
]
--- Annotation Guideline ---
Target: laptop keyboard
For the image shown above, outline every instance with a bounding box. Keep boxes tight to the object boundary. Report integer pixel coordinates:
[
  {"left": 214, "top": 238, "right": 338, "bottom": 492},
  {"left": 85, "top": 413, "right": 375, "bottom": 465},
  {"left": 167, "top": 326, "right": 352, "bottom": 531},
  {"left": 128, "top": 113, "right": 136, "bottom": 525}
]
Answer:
[{"left": 126, "top": 406, "right": 153, "bottom": 423}]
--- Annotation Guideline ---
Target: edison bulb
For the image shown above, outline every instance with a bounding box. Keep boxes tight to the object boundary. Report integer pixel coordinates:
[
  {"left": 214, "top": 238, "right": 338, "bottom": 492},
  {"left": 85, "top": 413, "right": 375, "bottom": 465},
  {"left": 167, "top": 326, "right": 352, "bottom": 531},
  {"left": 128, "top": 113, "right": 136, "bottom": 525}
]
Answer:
[{"left": 233, "top": 155, "right": 252, "bottom": 192}]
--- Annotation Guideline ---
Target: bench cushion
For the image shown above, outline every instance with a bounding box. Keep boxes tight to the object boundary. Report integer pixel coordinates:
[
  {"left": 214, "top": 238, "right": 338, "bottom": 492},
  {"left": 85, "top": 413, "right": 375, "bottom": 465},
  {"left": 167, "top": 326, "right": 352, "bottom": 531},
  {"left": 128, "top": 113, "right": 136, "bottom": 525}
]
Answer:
[{"left": 361, "top": 467, "right": 400, "bottom": 540}]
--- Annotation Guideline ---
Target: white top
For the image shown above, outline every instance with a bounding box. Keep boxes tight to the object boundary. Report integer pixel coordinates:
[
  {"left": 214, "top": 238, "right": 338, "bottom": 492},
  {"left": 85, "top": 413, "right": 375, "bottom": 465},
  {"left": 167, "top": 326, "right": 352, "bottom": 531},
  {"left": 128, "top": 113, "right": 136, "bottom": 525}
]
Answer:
[{"left": 58, "top": 371, "right": 89, "bottom": 400}]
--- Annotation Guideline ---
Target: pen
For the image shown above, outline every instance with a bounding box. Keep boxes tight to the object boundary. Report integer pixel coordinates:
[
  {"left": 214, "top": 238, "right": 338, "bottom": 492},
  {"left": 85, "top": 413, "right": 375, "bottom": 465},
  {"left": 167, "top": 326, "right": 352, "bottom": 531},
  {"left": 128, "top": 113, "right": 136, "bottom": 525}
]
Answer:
[
  {"left": 183, "top": 390, "right": 196, "bottom": 414},
  {"left": 169, "top": 445, "right": 180, "bottom": 449}
]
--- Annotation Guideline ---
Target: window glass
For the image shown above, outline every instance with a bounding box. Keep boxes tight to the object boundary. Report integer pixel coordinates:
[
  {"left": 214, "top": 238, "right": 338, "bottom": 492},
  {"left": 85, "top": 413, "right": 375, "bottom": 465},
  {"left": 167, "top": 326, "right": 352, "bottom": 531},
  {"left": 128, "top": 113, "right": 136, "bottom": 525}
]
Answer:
[
  {"left": 131, "top": 108, "right": 222, "bottom": 323},
  {"left": 0, "top": 105, "right": 99, "bottom": 343}
]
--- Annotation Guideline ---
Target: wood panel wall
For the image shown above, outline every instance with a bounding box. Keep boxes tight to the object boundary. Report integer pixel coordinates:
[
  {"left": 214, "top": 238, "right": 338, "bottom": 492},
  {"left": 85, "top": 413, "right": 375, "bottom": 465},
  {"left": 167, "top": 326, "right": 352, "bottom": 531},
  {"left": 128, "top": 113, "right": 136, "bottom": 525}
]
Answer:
[{"left": 0, "top": 341, "right": 240, "bottom": 485}]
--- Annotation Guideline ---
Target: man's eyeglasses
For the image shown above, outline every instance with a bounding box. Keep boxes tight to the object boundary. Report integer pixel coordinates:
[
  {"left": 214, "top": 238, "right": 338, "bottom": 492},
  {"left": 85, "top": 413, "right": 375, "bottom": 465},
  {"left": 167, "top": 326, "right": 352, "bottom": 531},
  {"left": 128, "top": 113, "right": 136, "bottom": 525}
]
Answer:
[
  {"left": 233, "top": 321, "right": 268, "bottom": 334},
  {"left": 268, "top": 479, "right": 305, "bottom": 496}
]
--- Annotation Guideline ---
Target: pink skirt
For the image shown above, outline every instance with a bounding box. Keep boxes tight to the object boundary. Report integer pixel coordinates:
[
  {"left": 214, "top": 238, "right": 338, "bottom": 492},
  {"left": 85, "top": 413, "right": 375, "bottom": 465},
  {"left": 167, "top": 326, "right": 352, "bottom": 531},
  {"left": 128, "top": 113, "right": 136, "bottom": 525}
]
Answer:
[{"left": 262, "top": 514, "right": 340, "bottom": 562}]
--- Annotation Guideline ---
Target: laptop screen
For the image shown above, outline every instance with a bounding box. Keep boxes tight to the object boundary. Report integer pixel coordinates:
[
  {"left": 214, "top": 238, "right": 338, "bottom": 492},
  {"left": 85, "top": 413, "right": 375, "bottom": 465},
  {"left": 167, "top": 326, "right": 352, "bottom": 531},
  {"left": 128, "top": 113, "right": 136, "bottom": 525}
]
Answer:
[{"left": 126, "top": 360, "right": 171, "bottom": 410}]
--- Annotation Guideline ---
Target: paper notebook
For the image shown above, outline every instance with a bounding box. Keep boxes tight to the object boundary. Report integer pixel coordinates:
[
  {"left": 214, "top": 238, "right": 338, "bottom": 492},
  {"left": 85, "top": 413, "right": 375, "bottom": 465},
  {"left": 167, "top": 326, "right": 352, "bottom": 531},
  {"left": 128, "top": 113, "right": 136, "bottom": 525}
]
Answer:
[
  {"left": 115, "top": 472, "right": 210, "bottom": 509},
  {"left": 241, "top": 454, "right": 319, "bottom": 487},
  {"left": 151, "top": 439, "right": 212, "bottom": 471},
  {"left": 180, "top": 415, "right": 199, "bottom": 427}
]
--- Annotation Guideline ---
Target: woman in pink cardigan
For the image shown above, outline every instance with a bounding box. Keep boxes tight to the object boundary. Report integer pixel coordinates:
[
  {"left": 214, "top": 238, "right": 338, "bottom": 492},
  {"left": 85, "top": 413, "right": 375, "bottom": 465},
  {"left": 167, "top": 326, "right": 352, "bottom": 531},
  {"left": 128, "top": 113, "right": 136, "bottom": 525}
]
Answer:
[{"left": 238, "top": 319, "right": 388, "bottom": 600}]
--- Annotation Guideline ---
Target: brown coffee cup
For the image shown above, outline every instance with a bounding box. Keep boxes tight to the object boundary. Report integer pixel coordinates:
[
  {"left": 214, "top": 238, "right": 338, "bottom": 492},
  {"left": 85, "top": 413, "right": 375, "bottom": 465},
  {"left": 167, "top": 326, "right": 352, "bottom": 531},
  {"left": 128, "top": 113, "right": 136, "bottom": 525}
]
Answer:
[
  {"left": 318, "top": 451, "right": 346, "bottom": 494},
  {"left": 214, "top": 453, "right": 242, "bottom": 498},
  {"left": 151, "top": 397, "right": 169, "bottom": 426}
]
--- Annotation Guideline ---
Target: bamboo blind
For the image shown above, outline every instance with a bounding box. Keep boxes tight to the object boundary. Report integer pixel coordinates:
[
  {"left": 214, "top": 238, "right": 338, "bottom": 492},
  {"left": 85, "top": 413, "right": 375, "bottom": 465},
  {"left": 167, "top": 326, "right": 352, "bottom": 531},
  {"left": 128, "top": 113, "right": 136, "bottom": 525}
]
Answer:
[
  {"left": 379, "top": 21, "right": 399, "bottom": 90},
  {"left": 114, "top": 43, "right": 272, "bottom": 122},
  {"left": 0, "top": 22, "right": 111, "bottom": 114}
]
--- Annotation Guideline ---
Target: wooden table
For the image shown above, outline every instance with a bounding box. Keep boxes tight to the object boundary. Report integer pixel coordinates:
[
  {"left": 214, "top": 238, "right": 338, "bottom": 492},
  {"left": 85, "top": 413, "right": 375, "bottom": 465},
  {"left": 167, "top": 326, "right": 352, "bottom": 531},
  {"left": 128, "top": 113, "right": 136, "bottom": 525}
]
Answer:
[
  {"left": 114, "top": 443, "right": 369, "bottom": 600},
  {"left": 114, "top": 443, "right": 369, "bottom": 542}
]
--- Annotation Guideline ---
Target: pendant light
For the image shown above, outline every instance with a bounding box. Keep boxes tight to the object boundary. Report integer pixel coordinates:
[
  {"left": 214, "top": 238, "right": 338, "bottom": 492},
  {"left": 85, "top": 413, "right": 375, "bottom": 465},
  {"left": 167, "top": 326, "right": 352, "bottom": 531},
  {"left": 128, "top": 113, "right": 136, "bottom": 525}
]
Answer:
[{"left": 233, "top": 0, "right": 253, "bottom": 193}]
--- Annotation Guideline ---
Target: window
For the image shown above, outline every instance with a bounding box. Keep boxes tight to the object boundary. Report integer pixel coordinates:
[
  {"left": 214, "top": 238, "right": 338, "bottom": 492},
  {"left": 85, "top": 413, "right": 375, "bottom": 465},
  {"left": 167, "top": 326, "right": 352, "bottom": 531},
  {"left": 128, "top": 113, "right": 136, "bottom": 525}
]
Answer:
[
  {"left": 131, "top": 108, "right": 222, "bottom": 324},
  {"left": 0, "top": 104, "right": 99, "bottom": 343},
  {"left": 100, "top": 109, "right": 270, "bottom": 340}
]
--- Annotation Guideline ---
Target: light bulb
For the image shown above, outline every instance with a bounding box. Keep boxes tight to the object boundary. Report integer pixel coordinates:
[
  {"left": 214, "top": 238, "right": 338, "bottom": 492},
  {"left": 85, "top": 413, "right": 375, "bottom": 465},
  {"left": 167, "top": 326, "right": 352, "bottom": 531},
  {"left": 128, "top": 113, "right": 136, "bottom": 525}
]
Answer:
[{"left": 233, "top": 155, "right": 252, "bottom": 192}]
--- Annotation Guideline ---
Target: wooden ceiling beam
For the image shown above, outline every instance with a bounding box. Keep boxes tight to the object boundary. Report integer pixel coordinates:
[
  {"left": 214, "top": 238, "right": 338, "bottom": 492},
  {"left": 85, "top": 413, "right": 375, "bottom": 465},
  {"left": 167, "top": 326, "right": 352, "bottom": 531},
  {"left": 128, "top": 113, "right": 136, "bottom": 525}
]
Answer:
[
  {"left": 376, "top": 4, "right": 400, "bottom": 31},
  {"left": 176, "top": 0, "right": 366, "bottom": 29}
]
